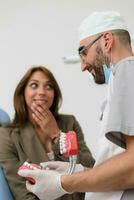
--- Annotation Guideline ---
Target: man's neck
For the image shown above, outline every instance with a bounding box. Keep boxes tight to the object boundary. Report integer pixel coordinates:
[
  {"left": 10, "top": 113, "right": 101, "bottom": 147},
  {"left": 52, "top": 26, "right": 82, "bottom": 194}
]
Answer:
[{"left": 112, "top": 44, "right": 133, "bottom": 64}]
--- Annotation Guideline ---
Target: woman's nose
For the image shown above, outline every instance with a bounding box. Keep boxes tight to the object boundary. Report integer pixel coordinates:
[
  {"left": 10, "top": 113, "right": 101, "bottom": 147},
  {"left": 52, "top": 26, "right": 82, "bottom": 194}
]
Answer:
[{"left": 37, "top": 86, "right": 46, "bottom": 94}]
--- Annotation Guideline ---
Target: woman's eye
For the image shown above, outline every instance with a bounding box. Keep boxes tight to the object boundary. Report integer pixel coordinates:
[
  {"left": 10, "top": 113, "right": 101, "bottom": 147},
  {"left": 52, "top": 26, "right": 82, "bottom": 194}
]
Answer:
[
  {"left": 30, "top": 83, "right": 38, "bottom": 88},
  {"left": 45, "top": 84, "right": 53, "bottom": 90}
]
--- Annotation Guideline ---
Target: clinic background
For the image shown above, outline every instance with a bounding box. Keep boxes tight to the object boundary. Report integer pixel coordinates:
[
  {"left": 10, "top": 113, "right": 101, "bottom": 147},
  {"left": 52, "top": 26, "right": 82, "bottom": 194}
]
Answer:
[{"left": 0, "top": 0, "right": 134, "bottom": 157}]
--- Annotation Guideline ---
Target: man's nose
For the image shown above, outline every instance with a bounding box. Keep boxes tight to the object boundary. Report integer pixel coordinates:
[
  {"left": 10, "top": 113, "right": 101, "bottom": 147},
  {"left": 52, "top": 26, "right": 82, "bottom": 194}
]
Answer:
[{"left": 81, "top": 62, "right": 89, "bottom": 71}]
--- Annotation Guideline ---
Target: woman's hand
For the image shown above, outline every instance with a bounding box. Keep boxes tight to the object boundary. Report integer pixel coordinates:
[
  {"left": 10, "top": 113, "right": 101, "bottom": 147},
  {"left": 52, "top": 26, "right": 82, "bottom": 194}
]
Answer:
[{"left": 31, "top": 102, "right": 60, "bottom": 140}]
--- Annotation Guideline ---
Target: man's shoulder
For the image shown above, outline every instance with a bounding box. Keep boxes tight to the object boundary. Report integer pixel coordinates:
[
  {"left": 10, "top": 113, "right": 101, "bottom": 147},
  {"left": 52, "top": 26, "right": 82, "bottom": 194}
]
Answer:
[{"left": 114, "top": 56, "right": 134, "bottom": 72}]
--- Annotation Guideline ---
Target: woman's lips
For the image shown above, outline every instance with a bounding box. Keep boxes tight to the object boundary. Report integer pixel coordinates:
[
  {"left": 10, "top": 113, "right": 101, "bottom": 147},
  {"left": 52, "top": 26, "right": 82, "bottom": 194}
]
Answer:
[{"left": 34, "top": 99, "right": 48, "bottom": 105}]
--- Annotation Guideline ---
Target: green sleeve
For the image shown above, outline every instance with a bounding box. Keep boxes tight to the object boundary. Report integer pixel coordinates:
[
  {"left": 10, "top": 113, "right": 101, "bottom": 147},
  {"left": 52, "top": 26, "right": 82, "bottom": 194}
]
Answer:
[{"left": 0, "top": 128, "right": 39, "bottom": 200}]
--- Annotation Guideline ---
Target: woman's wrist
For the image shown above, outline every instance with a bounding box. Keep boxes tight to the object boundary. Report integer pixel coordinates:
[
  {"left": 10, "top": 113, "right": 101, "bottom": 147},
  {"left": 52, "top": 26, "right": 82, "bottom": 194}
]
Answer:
[
  {"left": 44, "top": 137, "right": 53, "bottom": 152},
  {"left": 47, "top": 151, "right": 54, "bottom": 160}
]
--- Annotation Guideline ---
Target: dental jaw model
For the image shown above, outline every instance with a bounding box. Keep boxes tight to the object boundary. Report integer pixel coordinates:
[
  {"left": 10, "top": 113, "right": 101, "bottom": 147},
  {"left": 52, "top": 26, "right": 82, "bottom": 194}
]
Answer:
[
  {"left": 18, "top": 161, "right": 42, "bottom": 184},
  {"left": 18, "top": 131, "right": 78, "bottom": 183},
  {"left": 60, "top": 131, "right": 78, "bottom": 174}
]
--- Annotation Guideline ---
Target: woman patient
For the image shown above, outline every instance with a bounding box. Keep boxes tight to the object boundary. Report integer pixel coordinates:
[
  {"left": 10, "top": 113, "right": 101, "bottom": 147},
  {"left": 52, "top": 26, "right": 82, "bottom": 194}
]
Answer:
[{"left": 0, "top": 66, "right": 95, "bottom": 200}]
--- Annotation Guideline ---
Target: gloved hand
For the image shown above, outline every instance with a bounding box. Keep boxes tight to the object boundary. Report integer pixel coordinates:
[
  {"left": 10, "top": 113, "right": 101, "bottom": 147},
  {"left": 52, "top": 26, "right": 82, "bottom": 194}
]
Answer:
[
  {"left": 40, "top": 161, "right": 84, "bottom": 175},
  {"left": 18, "top": 168, "right": 68, "bottom": 200}
]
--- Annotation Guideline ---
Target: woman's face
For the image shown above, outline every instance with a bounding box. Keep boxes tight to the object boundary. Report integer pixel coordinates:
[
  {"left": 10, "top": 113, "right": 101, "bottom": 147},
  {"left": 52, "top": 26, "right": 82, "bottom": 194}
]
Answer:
[{"left": 24, "top": 70, "right": 55, "bottom": 113}]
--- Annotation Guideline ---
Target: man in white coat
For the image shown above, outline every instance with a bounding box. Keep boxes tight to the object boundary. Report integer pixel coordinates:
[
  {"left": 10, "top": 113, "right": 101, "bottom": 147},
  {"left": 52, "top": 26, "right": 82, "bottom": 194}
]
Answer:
[{"left": 18, "top": 11, "right": 134, "bottom": 200}]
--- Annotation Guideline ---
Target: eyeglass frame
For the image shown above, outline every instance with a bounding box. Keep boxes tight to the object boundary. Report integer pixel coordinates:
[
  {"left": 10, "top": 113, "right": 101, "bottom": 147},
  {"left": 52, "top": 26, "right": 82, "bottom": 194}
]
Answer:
[{"left": 78, "top": 34, "right": 103, "bottom": 57}]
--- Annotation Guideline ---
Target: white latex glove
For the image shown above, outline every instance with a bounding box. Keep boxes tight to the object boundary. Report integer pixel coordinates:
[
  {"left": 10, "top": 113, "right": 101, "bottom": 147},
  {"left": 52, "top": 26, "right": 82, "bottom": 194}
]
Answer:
[
  {"left": 18, "top": 169, "right": 68, "bottom": 200},
  {"left": 40, "top": 161, "right": 84, "bottom": 175}
]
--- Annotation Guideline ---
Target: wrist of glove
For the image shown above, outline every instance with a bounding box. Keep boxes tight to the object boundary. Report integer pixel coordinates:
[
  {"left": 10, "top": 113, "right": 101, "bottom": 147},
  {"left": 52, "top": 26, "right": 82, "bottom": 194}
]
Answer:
[
  {"left": 40, "top": 161, "right": 84, "bottom": 175},
  {"left": 18, "top": 169, "right": 69, "bottom": 200}
]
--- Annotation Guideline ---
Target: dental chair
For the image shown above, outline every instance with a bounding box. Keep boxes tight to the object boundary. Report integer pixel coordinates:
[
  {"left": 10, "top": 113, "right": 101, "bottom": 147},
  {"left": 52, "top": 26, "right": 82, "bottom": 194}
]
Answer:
[{"left": 0, "top": 165, "right": 14, "bottom": 200}]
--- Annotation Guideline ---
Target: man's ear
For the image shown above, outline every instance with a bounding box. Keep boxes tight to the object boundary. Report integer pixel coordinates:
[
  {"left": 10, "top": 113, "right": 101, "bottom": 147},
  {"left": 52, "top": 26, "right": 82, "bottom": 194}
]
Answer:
[{"left": 102, "top": 32, "right": 113, "bottom": 53}]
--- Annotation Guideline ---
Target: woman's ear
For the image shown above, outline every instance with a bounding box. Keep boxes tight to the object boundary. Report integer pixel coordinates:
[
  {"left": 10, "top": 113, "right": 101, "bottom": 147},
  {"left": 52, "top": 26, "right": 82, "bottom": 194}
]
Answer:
[{"left": 102, "top": 32, "right": 113, "bottom": 53}]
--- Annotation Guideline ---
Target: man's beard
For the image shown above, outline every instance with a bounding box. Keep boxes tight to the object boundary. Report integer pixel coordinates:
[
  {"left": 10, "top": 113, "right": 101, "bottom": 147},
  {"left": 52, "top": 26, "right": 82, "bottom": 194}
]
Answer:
[{"left": 91, "top": 46, "right": 110, "bottom": 84}]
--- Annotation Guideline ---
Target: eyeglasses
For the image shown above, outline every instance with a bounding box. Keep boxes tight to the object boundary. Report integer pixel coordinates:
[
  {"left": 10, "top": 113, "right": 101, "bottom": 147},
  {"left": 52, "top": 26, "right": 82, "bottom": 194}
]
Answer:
[{"left": 78, "top": 34, "right": 103, "bottom": 57}]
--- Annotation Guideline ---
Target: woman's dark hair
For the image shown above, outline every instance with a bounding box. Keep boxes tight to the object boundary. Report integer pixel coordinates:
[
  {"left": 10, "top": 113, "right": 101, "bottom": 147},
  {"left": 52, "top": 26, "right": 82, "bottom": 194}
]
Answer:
[{"left": 9, "top": 66, "right": 62, "bottom": 127}]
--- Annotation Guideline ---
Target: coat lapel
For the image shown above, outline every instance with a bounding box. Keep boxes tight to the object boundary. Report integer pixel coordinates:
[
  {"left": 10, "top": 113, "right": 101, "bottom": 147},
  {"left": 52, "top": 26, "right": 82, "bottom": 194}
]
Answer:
[{"left": 20, "top": 123, "right": 48, "bottom": 163}]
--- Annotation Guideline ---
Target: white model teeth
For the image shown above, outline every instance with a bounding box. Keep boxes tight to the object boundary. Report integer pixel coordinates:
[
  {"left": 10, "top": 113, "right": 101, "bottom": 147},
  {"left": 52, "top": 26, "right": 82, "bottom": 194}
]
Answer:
[
  {"left": 23, "top": 161, "right": 36, "bottom": 170},
  {"left": 60, "top": 133, "right": 67, "bottom": 154}
]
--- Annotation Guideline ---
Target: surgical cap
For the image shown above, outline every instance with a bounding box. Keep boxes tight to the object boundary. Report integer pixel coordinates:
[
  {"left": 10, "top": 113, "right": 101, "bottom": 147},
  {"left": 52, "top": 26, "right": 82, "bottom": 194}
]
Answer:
[
  {"left": 78, "top": 11, "right": 128, "bottom": 41},
  {"left": 131, "top": 32, "right": 134, "bottom": 52}
]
